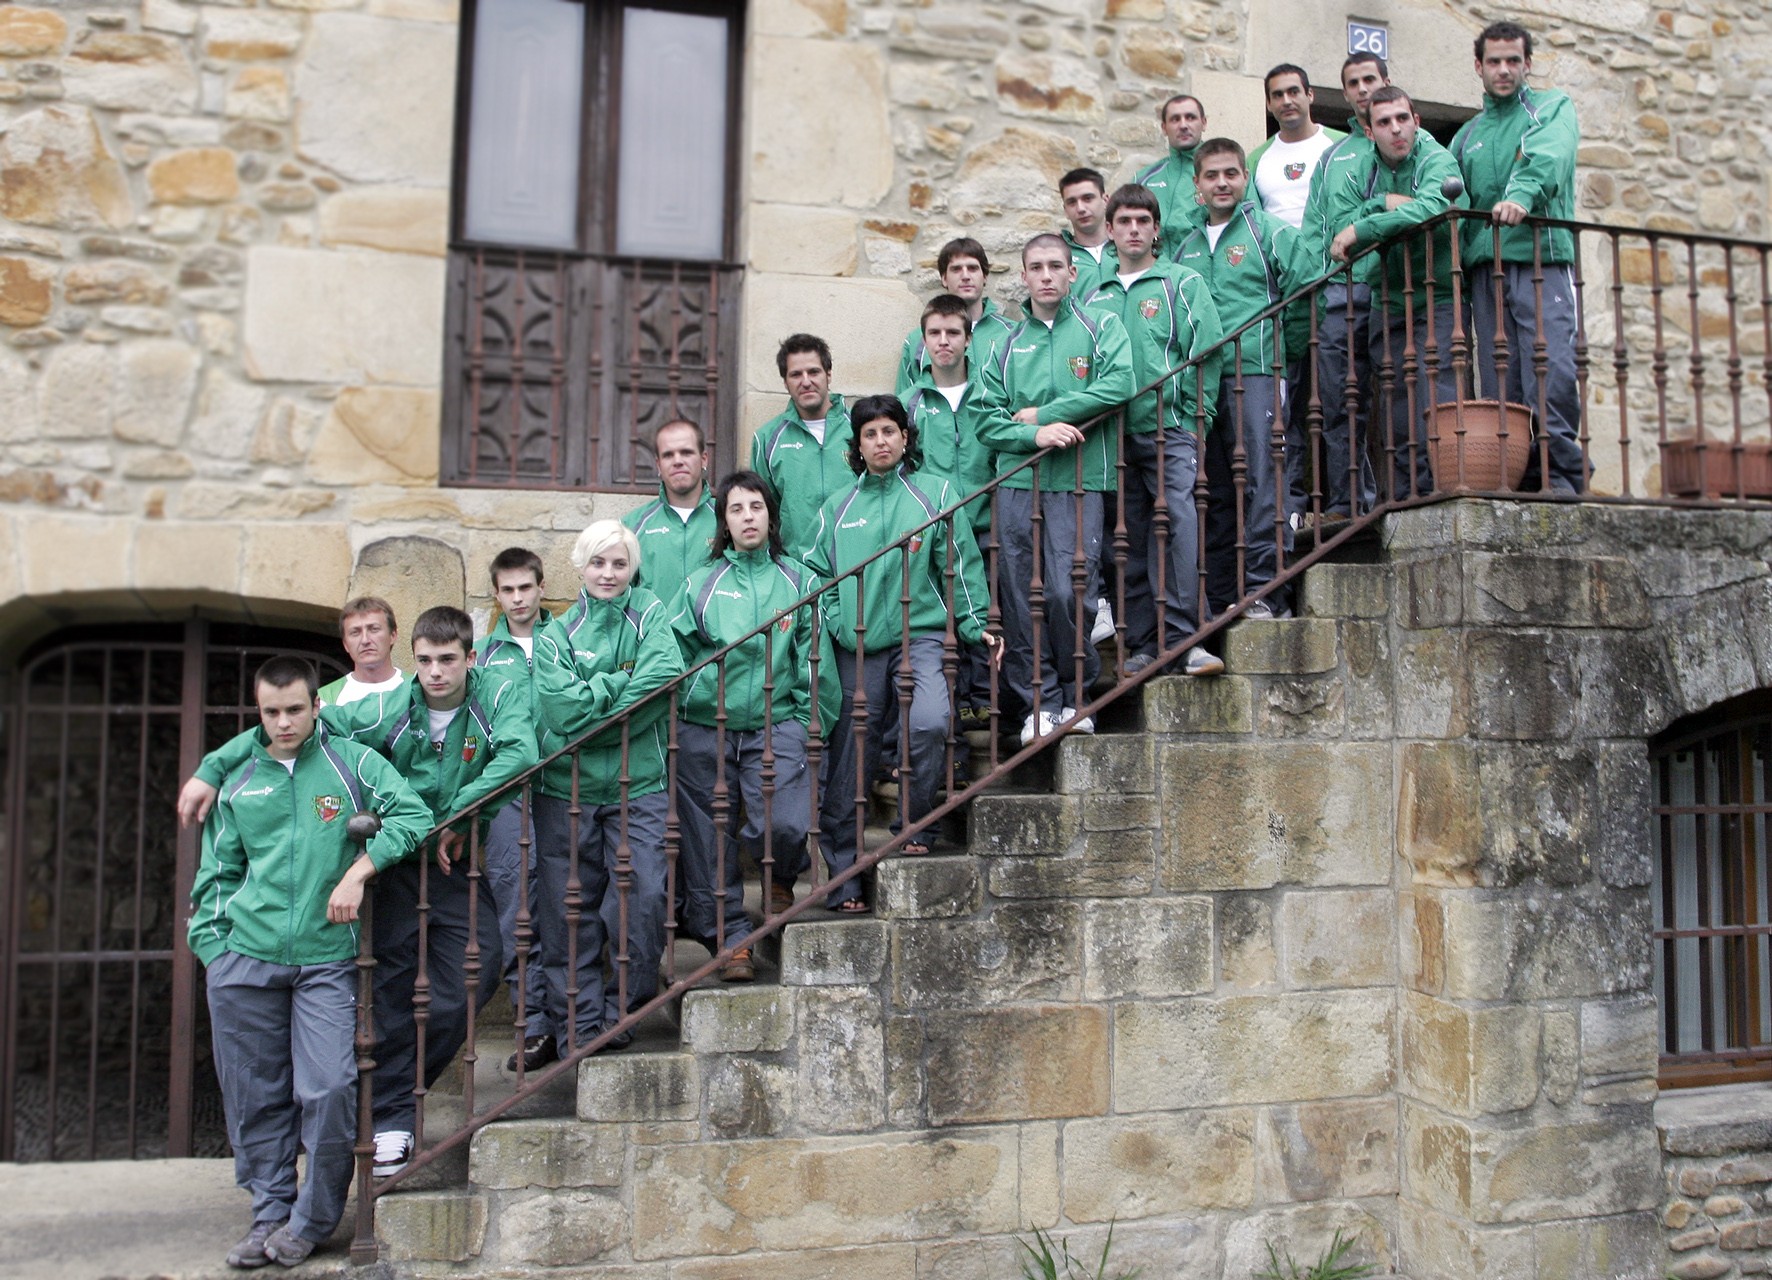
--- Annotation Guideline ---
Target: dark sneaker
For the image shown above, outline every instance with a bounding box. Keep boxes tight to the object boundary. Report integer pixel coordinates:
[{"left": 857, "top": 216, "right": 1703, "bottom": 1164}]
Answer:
[
  {"left": 263, "top": 1225, "right": 315, "bottom": 1268},
  {"left": 226, "top": 1220, "right": 280, "bottom": 1269},
  {"left": 372, "top": 1129, "right": 414, "bottom": 1178},
  {"left": 505, "top": 1032, "right": 557, "bottom": 1073},
  {"left": 719, "top": 945, "right": 756, "bottom": 982}
]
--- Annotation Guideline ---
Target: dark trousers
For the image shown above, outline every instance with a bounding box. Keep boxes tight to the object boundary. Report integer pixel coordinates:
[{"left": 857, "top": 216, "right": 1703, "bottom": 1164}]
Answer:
[
  {"left": 1205, "top": 374, "right": 1284, "bottom": 613},
  {"left": 484, "top": 795, "right": 551, "bottom": 1037},
  {"left": 1470, "top": 262, "right": 1587, "bottom": 493},
  {"left": 206, "top": 950, "right": 356, "bottom": 1243},
  {"left": 369, "top": 855, "right": 501, "bottom": 1132},
  {"left": 1375, "top": 301, "right": 1464, "bottom": 501},
  {"left": 676, "top": 720, "right": 811, "bottom": 944},
  {"left": 818, "top": 636, "right": 950, "bottom": 902},
  {"left": 1286, "top": 282, "right": 1378, "bottom": 517},
  {"left": 996, "top": 486, "right": 1103, "bottom": 713},
  {"left": 1121, "top": 426, "right": 1203, "bottom": 655}
]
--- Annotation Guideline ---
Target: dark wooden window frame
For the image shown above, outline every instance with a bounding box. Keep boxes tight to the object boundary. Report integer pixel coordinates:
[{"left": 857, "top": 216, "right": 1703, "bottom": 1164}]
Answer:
[{"left": 441, "top": 0, "right": 746, "bottom": 492}]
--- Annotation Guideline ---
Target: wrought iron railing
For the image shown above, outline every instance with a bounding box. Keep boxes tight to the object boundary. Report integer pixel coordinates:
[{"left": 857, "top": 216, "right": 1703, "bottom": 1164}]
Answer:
[{"left": 347, "top": 209, "right": 1772, "bottom": 1261}]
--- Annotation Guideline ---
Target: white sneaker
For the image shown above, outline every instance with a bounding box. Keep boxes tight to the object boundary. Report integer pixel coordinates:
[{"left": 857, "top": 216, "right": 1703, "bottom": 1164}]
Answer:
[
  {"left": 1245, "top": 599, "right": 1277, "bottom": 620},
  {"left": 1062, "top": 708, "right": 1096, "bottom": 734},
  {"left": 1184, "top": 645, "right": 1225, "bottom": 677},
  {"left": 1090, "top": 599, "right": 1115, "bottom": 645},
  {"left": 373, "top": 1129, "right": 414, "bottom": 1177},
  {"left": 1019, "top": 711, "right": 1062, "bottom": 745}
]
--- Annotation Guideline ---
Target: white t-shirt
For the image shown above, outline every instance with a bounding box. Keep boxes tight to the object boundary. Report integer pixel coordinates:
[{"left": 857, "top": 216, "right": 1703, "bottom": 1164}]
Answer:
[
  {"left": 668, "top": 503, "right": 698, "bottom": 523},
  {"left": 937, "top": 382, "right": 967, "bottom": 412},
  {"left": 278, "top": 756, "right": 298, "bottom": 774},
  {"left": 510, "top": 634, "right": 533, "bottom": 660},
  {"left": 1255, "top": 129, "right": 1340, "bottom": 230},
  {"left": 1205, "top": 221, "right": 1229, "bottom": 251},
  {"left": 1076, "top": 241, "right": 1107, "bottom": 264},
  {"left": 428, "top": 704, "right": 462, "bottom": 749},
  {"left": 326, "top": 670, "right": 405, "bottom": 707},
  {"left": 1116, "top": 269, "right": 1149, "bottom": 289},
  {"left": 803, "top": 418, "right": 826, "bottom": 445}
]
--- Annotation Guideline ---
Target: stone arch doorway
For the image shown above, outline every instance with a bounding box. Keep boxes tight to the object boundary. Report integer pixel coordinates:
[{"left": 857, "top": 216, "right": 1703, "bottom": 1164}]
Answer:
[{"left": 0, "top": 617, "right": 347, "bottom": 1161}]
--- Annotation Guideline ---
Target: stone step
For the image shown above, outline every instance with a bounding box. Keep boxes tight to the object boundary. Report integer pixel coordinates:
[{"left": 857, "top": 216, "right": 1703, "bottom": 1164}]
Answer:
[
  {"left": 876, "top": 853, "right": 982, "bottom": 918},
  {"left": 1298, "top": 561, "right": 1389, "bottom": 620},
  {"left": 1222, "top": 614, "right": 1340, "bottom": 676}
]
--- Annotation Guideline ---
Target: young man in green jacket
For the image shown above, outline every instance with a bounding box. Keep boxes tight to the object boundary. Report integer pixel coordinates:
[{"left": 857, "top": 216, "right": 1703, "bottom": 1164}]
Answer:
[
  {"left": 1289, "top": 52, "right": 1392, "bottom": 524},
  {"left": 184, "top": 609, "right": 537, "bottom": 1177},
  {"left": 625, "top": 418, "right": 718, "bottom": 590},
  {"left": 807, "top": 395, "right": 1000, "bottom": 902},
  {"left": 1136, "top": 93, "right": 1208, "bottom": 260},
  {"left": 187, "top": 656, "right": 431, "bottom": 1269},
  {"left": 671, "top": 471, "right": 835, "bottom": 964},
  {"left": 1060, "top": 167, "right": 1120, "bottom": 298},
  {"left": 530, "top": 521, "right": 685, "bottom": 1048},
  {"left": 1083, "top": 183, "right": 1226, "bottom": 679},
  {"left": 1173, "top": 138, "right": 1315, "bottom": 617},
  {"left": 977, "top": 234, "right": 1135, "bottom": 743},
  {"left": 1452, "top": 19, "right": 1586, "bottom": 493},
  {"left": 1332, "top": 87, "right": 1471, "bottom": 501},
  {"left": 896, "top": 238, "right": 1019, "bottom": 396},
  {"left": 751, "top": 334, "right": 856, "bottom": 558}
]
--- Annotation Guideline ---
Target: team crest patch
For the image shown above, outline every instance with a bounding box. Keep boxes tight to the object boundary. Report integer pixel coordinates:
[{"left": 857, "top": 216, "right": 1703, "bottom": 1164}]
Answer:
[
  {"left": 1227, "top": 244, "right": 1248, "bottom": 266},
  {"left": 1139, "top": 298, "right": 1161, "bottom": 319},
  {"left": 462, "top": 735, "right": 479, "bottom": 764},
  {"left": 313, "top": 795, "right": 343, "bottom": 823},
  {"left": 778, "top": 614, "right": 793, "bottom": 634},
  {"left": 1283, "top": 162, "right": 1306, "bottom": 181},
  {"left": 1068, "top": 355, "right": 1090, "bottom": 379},
  {"left": 909, "top": 534, "right": 924, "bottom": 554}
]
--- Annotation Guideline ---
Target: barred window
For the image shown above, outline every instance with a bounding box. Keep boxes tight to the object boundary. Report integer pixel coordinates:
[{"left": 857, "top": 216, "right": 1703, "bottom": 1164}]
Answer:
[
  {"left": 1652, "top": 701, "right": 1772, "bottom": 1086},
  {"left": 443, "top": 0, "right": 744, "bottom": 490}
]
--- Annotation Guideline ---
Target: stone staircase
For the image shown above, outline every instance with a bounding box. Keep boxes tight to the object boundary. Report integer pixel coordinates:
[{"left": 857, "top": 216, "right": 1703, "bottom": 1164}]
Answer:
[{"left": 373, "top": 561, "right": 1408, "bottom": 1277}]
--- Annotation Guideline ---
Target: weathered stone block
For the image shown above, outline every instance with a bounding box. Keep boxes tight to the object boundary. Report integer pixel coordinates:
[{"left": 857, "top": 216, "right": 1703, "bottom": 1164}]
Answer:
[
  {"left": 1225, "top": 618, "right": 1339, "bottom": 675},
  {"left": 883, "top": 1014, "right": 923, "bottom": 1127},
  {"left": 1466, "top": 553, "right": 1650, "bottom": 629},
  {"left": 1054, "top": 732, "right": 1152, "bottom": 794},
  {"left": 748, "top": 203, "right": 858, "bottom": 276},
  {"left": 375, "top": 1190, "right": 485, "bottom": 1262},
  {"left": 1256, "top": 1097, "right": 1398, "bottom": 1202},
  {"left": 297, "top": 14, "right": 457, "bottom": 184},
  {"left": 243, "top": 247, "right": 445, "bottom": 385},
  {"left": 1465, "top": 630, "right": 1577, "bottom": 741},
  {"left": 1438, "top": 886, "right": 1652, "bottom": 1002},
  {"left": 1342, "top": 620, "right": 1394, "bottom": 739},
  {"left": 704, "top": 1056, "right": 796, "bottom": 1139},
  {"left": 1222, "top": 1202, "right": 1394, "bottom": 1279},
  {"left": 681, "top": 986, "right": 793, "bottom": 1054},
  {"left": 0, "top": 255, "right": 52, "bottom": 327},
  {"left": 1301, "top": 562, "right": 1390, "bottom": 619},
  {"left": 1082, "top": 896, "right": 1211, "bottom": 1000},
  {"left": 995, "top": 51, "right": 1103, "bottom": 124},
  {"left": 1394, "top": 628, "right": 1469, "bottom": 739},
  {"left": 1158, "top": 742, "right": 1390, "bottom": 890},
  {"left": 203, "top": 9, "right": 305, "bottom": 60},
  {"left": 1402, "top": 991, "right": 1540, "bottom": 1116},
  {"left": 984, "top": 827, "right": 1155, "bottom": 900},
  {"left": 0, "top": 8, "right": 66, "bottom": 57},
  {"left": 308, "top": 385, "right": 440, "bottom": 485},
  {"left": 114, "top": 339, "right": 199, "bottom": 446},
  {"left": 750, "top": 38, "right": 891, "bottom": 210},
  {"left": 1256, "top": 673, "right": 1346, "bottom": 738},
  {"left": 675, "top": 1244, "right": 920, "bottom": 1280},
  {"left": 239, "top": 524, "right": 351, "bottom": 612},
  {"left": 577, "top": 1053, "right": 698, "bottom": 1123},
  {"left": 923, "top": 1005, "right": 1107, "bottom": 1126},
  {"left": 147, "top": 148, "right": 239, "bottom": 205},
  {"left": 64, "top": 33, "right": 198, "bottom": 114},
  {"left": 1401, "top": 552, "right": 1464, "bottom": 628},
  {"left": 1219, "top": 893, "right": 1277, "bottom": 988},
  {"left": 1081, "top": 792, "right": 1156, "bottom": 831},
  {"left": 1064, "top": 1110, "right": 1255, "bottom": 1220},
  {"left": 1142, "top": 672, "right": 1254, "bottom": 734},
  {"left": 794, "top": 986, "right": 885, "bottom": 1133},
  {"left": 469, "top": 1119, "right": 623, "bottom": 1189},
  {"left": 491, "top": 1188, "right": 626, "bottom": 1266},
  {"left": 1398, "top": 1199, "right": 1536, "bottom": 1280},
  {"left": 1658, "top": 1086, "right": 1772, "bottom": 1156},
  {"left": 1280, "top": 888, "right": 1395, "bottom": 989},
  {"left": 876, "top": 855, "right": 980, "bottom": 919},
  {"left": 1580, "top": 995, "right": 1657, "bottom": 1083},
  {"left": 892, "top": 902, "right": 1079, "bottom": 1008},
  {"left": 0, "top": 106, "right": 132, "bottom": 231},
  {"left": 743, "top": 272, "right": 915, "bottom": 404},
  {"left": 968, "top": 793, "right": 1077, "bottom": 857},
  {"left": 1114, "top": 990, "right": 1393, "bottom": 1110},
  {"left": 318, "top": 186, "right": 448, "bottom": 257},
  {"left": 629, "top": 1129, "right": 1023, "bottom": 1258},
  {"left": 781, "top": 920, "right": 886, "bottom": 986},
  {"left": 133, "top": 523, "right": 241, "bottom": 599},
  {"left": 38, "top": 345, "right": 115, "bottom": 440}
]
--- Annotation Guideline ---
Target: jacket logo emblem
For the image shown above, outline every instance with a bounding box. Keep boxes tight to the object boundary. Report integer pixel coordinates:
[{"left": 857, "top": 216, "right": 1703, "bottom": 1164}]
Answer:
[
  {"left": 1227, "top": 244, "right": 1248, "bottom": 266},
  {"left": 462, "top": 735, "right": 479, "bottom": 764},
  {"left": 1068, "top": 356, "right": 1090, "bottom": 379},
  {"left": 909, "top": 535, "right": 924, "bottom": 554},
  {"left": 778, "top": 615, "right": 793, "bottom": 634},
  {"left": 1284, "top": 162, "right": 1306, "bottom": 180},
  {"left": 313, "top": 795, "right": 343, "bottom": 823},
  {"left": 239, "top": 785, "right": 274, "bottom": 799},
  {"left": 1139, "top": 298, "right": 1161, "bottom": 319}
]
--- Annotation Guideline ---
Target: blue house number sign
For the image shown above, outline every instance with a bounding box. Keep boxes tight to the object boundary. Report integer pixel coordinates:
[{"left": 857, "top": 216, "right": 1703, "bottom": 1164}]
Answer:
[{"left": 1347, "top": 20, "right": 1388, "bottom": 59}]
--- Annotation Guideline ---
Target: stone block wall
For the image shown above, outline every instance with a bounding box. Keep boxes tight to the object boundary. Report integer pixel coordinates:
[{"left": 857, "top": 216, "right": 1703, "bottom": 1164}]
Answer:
[{"left": 1659, "top": 1090, "right": 1772, "bottom": 1280}]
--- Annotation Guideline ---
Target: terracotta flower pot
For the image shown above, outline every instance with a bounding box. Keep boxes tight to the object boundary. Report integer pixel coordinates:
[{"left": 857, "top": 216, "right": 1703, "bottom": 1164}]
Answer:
[
  {"left": 1428, "top": 399, "right": 1533, "bottom": 492},
  {"left": 1661, "top": 439, "right": 1772, "bottom": 499}
]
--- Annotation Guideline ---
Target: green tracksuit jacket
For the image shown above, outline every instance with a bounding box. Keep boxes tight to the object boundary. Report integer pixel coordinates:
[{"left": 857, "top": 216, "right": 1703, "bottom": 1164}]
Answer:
[
  {"left": 671, "top": 547, "right": 838, "bottom": 732},
  {"left": 1171, "top": 202, "right": 1313, "bottom": 377},
  {"left": 1135, "top": 144, "right": 1203, "bottom": 259},
  {"left": 625, "top": 484, "right": 718, "bottom": 591},
  {"left": 749, "top": 393, "right": 856, "bottom": 558},
  {"left": 805, "top": 465, "right": 991, "bottom": 654},
  {"left": 1299, "top": 116, "right": 1381, "bottom": 285},
  {"left": 188, "top": 725, "right": 433, "bottom": 966},
  {"left": 1348, "top": 131, "right": 1471, "bottom": 314},
  {"left": 196, "top": 668, "right": 536, "bottom": 827},
  {"left": 1082, "top": 261, "right": 1225, "bottom": 436},
  {"left": 976, "top": 298, "right": 1136, "bottom": 492},
  {"left": 902, "top": 376, "right": 993, "bottom": 529},
  {"left": 476, "top": 607, "right": 550, "bottom": 717},
  {"left": 531, "top": 585, "right": 684, "bottom": 805},
  {"left": 1451, "top": 85, "right": 1578, "bottom": 266},
  {"left": 1063, "top": 231, "right": 1120, "bottom": 299},
  {"left": 895, "top": 299, "right": 1018, "bottom": 397}
]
